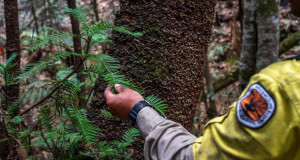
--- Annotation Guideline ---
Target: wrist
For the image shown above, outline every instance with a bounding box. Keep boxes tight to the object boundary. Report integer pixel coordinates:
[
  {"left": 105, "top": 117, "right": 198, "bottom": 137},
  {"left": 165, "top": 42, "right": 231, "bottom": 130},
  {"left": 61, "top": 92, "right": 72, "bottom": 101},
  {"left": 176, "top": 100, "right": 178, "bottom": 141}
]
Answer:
[{"left": 129, "top": 100, "right": 151, "bottom": 125}]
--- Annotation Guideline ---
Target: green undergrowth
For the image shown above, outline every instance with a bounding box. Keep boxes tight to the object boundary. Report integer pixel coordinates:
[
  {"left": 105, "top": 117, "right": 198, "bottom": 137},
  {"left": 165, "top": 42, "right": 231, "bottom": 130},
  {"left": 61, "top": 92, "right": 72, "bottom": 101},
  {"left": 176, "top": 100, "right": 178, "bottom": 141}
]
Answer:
[{"left": 0, "top": 7, "right": 166, "bottom": 160}]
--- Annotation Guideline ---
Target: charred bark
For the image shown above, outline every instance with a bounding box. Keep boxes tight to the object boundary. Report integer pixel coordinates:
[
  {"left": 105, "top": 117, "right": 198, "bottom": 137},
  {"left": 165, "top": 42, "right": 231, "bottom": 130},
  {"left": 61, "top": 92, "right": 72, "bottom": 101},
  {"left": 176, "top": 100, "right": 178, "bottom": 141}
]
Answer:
[
  {"left": 3, "top": 0, "right": 21, "bottom": 111},
  {"left": 0, "top": 121, "right": 18, "bottom": 159},
  {"left": 289, "top": 0, "right": 300, "bottom": 17},
  {"left": 1, "top": 0, "right": 21, "bottom": 158},
  {"left": 89, "top": 0, "right": 216, "bottom": 159}
]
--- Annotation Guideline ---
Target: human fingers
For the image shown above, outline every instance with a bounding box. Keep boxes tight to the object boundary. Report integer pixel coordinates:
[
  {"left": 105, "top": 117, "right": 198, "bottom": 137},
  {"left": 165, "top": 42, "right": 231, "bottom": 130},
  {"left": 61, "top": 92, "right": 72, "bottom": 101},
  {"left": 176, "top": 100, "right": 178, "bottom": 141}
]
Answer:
[
  {"left": 114, "top": 84, "right": 126, "bottom": 94},
  {"left": 104, "top": 85, "right": 114, "bottom": 100}
]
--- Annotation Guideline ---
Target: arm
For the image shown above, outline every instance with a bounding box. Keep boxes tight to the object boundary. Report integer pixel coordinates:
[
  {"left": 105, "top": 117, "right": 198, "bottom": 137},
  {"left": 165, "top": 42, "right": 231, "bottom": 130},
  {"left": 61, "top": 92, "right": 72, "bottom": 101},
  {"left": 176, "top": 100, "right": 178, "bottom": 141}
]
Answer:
[{"left": 104, "top": 84, "right": 196, "bottom": 160}]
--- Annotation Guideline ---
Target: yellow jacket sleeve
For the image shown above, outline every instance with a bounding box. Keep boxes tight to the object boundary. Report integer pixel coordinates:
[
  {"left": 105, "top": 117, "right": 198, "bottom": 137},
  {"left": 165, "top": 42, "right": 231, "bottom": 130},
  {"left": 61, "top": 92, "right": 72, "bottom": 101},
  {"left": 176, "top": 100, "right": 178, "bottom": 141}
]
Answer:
[{"left": 193, "top": 59, "right": 300, "bottom": 160}]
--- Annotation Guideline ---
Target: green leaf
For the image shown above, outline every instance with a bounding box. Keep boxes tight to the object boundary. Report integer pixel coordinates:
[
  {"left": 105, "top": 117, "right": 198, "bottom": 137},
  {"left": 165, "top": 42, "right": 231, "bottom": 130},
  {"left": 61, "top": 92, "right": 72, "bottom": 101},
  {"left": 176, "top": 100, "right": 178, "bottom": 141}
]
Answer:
[
  {"left": 64, "top": 7, "right": 90, "bottom": 26},
  {"left": 101, "top": 110, "right": 113, "bottom": 118},
  {"left": 66, "top": 108, "right": 100, "bottom": 144},
  {"left": 92, "top": 33, "right": 106, "bottom": 41},
  {"left": 0, "top": 138, "right": 9, "bottom": 143},
  {"left": 11, "top": 116, "right": 24, "bottom": 124},
  {"left": 145, "top": 95, "right": 167, "bottom": 117},
  {"left": 5, "top": 52, "right": 18, "bottom": 67},
  {"left": 122, "top": 128, "right": 139, "bottom": 145}
]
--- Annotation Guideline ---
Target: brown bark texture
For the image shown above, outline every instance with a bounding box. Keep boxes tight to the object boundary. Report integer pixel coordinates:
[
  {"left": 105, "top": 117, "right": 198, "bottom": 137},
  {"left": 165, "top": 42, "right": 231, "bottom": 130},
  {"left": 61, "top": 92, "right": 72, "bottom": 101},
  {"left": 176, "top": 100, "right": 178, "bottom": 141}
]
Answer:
[
  {"left": 3, "top": 0, "right": 21, "bottom": 111},
  {"left": 289, "top": 0, "right": 300, "bottom": 17},
  {"left": 67, "top": 0, "right": 83, "bottom": 67},
  {"left": 92, "top": 0, "right": 100, "bottom": 22},
  {"left": 30, "top": 0, "right": 39, "bottom": 35},
  {"left": 0, "top": 121, "right": 18, "bottom": 160},
  {"left": 89, "top": 0, "right": 216, "bottom": 159},
  {"left": 1, "top": 0, "right": 21, "bottom": 159},
  {"left": 240, "top": 0, "right": 279, "bottom": 86}
]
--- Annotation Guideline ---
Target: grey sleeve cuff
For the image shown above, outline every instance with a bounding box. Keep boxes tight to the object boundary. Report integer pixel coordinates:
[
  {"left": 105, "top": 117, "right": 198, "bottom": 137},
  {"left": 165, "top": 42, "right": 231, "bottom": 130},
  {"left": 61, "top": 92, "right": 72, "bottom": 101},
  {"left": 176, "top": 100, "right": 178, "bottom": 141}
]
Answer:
[
  {"left": 136, "top": 107, "right": 196, "bottom": 160},
  {"left": 136, "top": 107, "right": 165, "bottom": 137}
]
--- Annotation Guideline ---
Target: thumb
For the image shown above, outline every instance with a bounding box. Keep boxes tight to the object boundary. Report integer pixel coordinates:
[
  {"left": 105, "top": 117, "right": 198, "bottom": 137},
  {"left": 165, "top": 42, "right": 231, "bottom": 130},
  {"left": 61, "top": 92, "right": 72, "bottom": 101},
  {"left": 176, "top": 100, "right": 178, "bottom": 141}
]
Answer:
[
  {"left": 104, "top": 85, "right": 114, "bottom": 99},
  {"left": 114, "top": 84, "right": 125, "bottom": 94}
]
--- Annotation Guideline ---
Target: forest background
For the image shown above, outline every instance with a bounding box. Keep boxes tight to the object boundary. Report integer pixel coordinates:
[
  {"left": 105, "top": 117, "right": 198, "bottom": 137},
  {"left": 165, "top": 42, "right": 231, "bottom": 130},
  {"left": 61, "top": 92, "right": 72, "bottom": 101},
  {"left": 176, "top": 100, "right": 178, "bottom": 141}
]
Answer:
[{"left": 0, "top": 0, "right": 299, "bottom": 159}]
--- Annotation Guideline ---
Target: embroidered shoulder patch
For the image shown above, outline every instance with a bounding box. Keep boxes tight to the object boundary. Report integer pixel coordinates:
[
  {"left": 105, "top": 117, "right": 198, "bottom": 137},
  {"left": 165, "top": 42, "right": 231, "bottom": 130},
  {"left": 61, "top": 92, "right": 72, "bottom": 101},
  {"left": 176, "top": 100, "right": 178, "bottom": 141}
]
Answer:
[{"left": 236, "top": 83, "right": 276, "bottom": 128}]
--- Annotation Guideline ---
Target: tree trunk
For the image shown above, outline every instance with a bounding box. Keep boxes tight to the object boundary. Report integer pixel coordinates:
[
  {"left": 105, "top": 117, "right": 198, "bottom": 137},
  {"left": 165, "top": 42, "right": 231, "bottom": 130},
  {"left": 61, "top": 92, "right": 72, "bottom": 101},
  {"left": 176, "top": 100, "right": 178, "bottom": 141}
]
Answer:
[
  {"left": 89, "top": 0, "right": 216, "bottom": 159},
  {"left": 92, "top": 0, "right": 100, "bottom": 22},
  {"left": 3, "top": 0, "right": 21, "bottom": 111},
  {"left": 240, "top": 0, "right": 279, "bottom": 88},
  {"left": 30, "top": 0, "right": 40, "bottom": 35},
  {"left": 1, "top": 0, "right": 21, "bottom": 158},
  {"left": 67, "top": 0, "right": 85, "bottom": 91},
  {"left": 204, "top": 58, "right": 218, "bottom": 119},
  {"left": 0, "top": 120, "right": 18, "bottom": 159},
  {"left": 66, "top": 0, "right": 83, "bottom": 67},
  {"left": 289, "top": 0, "right": 300, "bottom": 17}
]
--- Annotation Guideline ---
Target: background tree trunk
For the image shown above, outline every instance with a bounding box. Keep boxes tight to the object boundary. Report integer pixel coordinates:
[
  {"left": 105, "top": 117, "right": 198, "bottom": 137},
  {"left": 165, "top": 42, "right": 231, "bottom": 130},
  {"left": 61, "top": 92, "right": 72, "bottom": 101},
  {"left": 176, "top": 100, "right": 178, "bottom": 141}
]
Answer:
[
  {"left": 92, "top": 0, "right": 100, "bottom": 22},
  {"left": 204, "top": 58, "right": 218, "bottom": 119},
  {"left": 239, "top": 0, "right": 279, "bottom": 89},
  {"left": 289, "top": 0, "right": 300, "bottom": 17},
  {"left": 30, "top": 0, "right": 39, "bottom": 35},
  {"left": 67, "top": 0, "right": 85, "bottom": 90},
  {"left": 0, "top": 0, "right": 21, "bottom": 158},
  {"left": 89, "top": 0, "right": 216, "bottom": 159},
  {"left": 66, "top": 0, "right": 83, "bottom": 68},
  {"left": 3, "top": 0, "right": 21, "bottom": 111}
]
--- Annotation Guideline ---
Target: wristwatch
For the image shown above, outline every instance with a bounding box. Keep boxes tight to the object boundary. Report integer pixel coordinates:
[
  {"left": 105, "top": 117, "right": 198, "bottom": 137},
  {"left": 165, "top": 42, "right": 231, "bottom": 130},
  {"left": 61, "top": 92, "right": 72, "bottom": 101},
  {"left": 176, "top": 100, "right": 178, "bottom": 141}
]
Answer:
[{"left": 129, "top": 100, "right": 151, "bottom": 125}]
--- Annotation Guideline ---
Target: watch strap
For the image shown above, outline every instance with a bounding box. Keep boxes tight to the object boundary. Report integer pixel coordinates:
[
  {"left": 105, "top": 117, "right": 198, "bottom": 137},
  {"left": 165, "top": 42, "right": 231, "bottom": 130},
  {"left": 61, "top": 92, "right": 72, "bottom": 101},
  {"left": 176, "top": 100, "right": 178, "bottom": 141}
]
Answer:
[{"left": 129, "top": 100, "right": 151, "bottom": 125}]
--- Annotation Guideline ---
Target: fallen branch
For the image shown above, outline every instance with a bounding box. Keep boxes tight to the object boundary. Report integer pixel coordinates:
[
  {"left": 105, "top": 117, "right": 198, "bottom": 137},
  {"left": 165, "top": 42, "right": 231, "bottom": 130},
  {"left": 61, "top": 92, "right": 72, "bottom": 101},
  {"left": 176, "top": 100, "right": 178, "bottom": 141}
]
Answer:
[
  {"left": 212, "top": 68, "right": 239, "bottom": 93},
  {"left": 279, "top": 31, "right": 300, "bottom": 56}
]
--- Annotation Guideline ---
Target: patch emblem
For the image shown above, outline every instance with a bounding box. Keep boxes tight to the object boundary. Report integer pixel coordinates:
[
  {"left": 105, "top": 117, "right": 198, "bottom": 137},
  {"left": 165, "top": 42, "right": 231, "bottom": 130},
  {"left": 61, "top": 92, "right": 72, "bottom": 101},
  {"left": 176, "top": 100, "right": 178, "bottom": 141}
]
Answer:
[{"left": 236, "top": 83, "right": 276, "bottom": 128}]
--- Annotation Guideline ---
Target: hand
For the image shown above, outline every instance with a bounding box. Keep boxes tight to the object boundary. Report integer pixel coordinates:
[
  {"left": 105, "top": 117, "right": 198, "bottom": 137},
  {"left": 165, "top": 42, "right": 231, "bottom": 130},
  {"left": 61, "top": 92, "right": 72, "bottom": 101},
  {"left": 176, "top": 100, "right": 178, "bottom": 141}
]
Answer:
[{"left": 104, "top": 84, "right": 144, "bottom": 120}]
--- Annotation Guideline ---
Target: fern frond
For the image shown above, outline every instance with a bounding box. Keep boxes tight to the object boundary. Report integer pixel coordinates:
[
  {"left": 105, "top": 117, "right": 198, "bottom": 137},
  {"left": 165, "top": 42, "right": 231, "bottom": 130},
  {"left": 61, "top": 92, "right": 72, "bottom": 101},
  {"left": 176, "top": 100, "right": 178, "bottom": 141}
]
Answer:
[
  {"left": 66, "top": 108, "right": 100, "bottom": 144},
  {"left": 0, "top": 53, "right": 18, "bottom": 86},
  {"left": 145, "top": 95, "right": 167, "bottom": 117},
  {"left": 122, "top": 128, "right": 139, "bottom": 144},
  {"left": 101, "top": 110, "right": 113, "bottom": 118},
  {"left": 64, "top": 7, "right": 90, "bottom": 27},
  {"left": 18, "top": 52, "right": 77, "bottom": 79},
  {"left": 7, "top": 97, "right": 22, "bottom": 115},
  {"left": 86, "top": 54, "right": 119, "bottom": 74},
  {"left": 62, "top": 132, "right": 81, "bottom": 157},
  {"left": 52, "top": 51, "right": 81, "bottom": 60},
  {"left": 57, "top": 80, "right": 81, "bottom": 98},
  {"left": 5, "top": 52, "right": 18, "bottom": 66},
  {"left": 26, "top": 32, "right": 71, "bottom": 51},
  {"left": 11, "top": 116, "right": 24, "bottom": 124},
  {"left": 40, "top": 104, "right": 57, "bottom": 131},
  {"left": 22, "top": 80, "right": 52, "bottom": 105},
  {"left": 18, "top": 61, "right": 48, "bottom": 79},
  {"left": 86, "top": 22, "right": 142, "bottom": 37}
]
